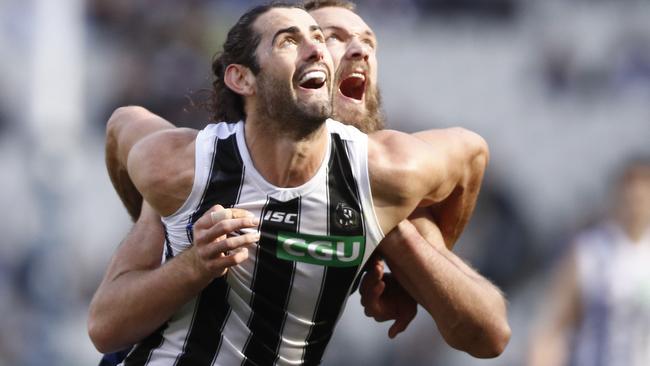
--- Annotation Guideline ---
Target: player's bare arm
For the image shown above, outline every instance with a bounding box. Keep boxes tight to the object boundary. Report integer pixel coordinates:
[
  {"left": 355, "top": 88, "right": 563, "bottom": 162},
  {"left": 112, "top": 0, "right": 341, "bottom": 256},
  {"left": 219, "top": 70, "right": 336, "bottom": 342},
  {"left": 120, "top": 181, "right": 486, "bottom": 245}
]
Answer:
[
  {"left": 105, "top": 106, "right": 176, "bottom": 220},
  {"left": 384, "top": 219, "right": 510, "bottom": 358},
  {"left": 410, "top": 127, "right": 489, "bottom": 249},
  {"left": 367, "top": 130, "right": 510, "bottom": 357},
  {"left": 125, "top": 127, "right": 197, "bottom": 216},
  {"left": 359, "top": 127, "right": 492, "bottom": 342},
  {"left": 88, "top": 203, "right": 259, "bottom": 353},
  {"left": 368, "top": 129, "right": 466, "bottom": 232}
]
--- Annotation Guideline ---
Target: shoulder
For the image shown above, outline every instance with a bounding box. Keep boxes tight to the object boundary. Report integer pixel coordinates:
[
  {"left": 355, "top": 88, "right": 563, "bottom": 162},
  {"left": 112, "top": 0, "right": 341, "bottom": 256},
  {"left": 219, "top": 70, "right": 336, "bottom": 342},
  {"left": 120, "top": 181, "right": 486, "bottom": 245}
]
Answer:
[
  {"left": 413, "top": 127, "right": 488, "bottom": 151},
  {"left": 368, "top": 130, "right": 444, "bottom": 201},
  {"left": 128, "top": 128, "right": 199, "bottom": 216},
  {"left": 368, "top": 130, "right": 444, "bottom": 177}
]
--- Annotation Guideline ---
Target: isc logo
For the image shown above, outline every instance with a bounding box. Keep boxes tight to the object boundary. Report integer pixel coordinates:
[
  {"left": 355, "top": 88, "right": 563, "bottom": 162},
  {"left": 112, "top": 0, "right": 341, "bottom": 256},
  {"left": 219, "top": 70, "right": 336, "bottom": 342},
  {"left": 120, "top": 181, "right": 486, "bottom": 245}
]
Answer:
[
  {"left": 276, "top": 232, "right": 365, "bottom": 267},
  {"left": 263, "top": 210, "right": 298, "bottom": 224}
]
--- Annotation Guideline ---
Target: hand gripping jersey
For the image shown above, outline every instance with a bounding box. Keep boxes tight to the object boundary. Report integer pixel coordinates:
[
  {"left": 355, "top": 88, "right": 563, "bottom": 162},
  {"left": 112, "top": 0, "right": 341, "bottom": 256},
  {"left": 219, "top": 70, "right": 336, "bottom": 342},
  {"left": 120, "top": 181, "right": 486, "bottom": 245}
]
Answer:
[{"left": 121, "top": 119, "right": 384, "bottom": 366}]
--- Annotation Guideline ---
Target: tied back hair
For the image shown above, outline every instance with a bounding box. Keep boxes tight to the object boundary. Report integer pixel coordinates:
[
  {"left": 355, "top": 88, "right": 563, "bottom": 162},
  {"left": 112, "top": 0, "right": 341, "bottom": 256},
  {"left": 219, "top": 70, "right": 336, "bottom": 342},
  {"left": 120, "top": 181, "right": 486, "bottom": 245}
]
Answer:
[{"left": 209, "top": 2, "right": 303, "bottom": 123}]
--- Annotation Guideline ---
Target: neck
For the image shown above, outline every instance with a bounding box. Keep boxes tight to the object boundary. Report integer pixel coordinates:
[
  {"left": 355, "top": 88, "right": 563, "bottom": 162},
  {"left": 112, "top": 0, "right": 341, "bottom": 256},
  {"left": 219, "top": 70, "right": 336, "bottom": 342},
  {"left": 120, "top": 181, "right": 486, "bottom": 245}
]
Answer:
[{"left": 244, "top": 117, "right": 329, "bottom": 188}]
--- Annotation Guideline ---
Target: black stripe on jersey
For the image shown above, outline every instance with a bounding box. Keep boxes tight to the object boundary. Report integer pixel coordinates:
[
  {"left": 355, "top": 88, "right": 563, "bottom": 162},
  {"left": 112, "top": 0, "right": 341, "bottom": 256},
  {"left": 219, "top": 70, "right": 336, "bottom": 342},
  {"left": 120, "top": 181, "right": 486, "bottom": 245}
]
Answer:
[
  {"left": 303, "top": 133, "right": 365, "bottom": 365},
  {"left": 175, "top": 133, "right": 245, "bottom": 366},
  {"left": 123, "top": 323, "right": 168, "bottom": 366},
  {"left": 242, "top": 197, "right": 300, "bottom": 366},
  {"left": 163, "top": 224, "right": 174, "bottom": 261}
]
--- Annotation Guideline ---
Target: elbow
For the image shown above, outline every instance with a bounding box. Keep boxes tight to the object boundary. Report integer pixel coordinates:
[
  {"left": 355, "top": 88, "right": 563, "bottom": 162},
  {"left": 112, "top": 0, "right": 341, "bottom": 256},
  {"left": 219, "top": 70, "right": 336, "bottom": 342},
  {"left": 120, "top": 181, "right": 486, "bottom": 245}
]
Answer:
[
  {"left": 88, "top": 317, "right": 113, "bottom": 354},
  {"left": 105, "top": 105, "right": 153, "bottom": 171},
  {"left": 470, "top": 320, "right": 511, "bottom": 358},
  {"left": 450, "top": 127, "right": 490, "bottom": 169},
  {"left": 465, "top": 129, "right": 490, "bottom": 169},
  {"left": 106, "top": 106, "right": 149, "bottom": 138},
  {"left": 88, "top": 308, "right": 127, "bottom": 354},
  {"left": 443, "top": 315, "right": 511, "bottom": 359}
]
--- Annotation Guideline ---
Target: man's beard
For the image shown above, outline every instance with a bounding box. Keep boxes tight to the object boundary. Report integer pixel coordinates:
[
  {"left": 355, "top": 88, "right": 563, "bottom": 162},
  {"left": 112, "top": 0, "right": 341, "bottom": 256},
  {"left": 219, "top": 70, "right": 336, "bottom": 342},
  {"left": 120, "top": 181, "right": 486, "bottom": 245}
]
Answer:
[
  {"left": 358, "top": 84, "right": 385, "bottom": 133},
  {"left": 255, "top": 72, "right": 332, "bottom": 139},
  {"left": 332, "top": 77, "right": 385, "bottom": 134}
]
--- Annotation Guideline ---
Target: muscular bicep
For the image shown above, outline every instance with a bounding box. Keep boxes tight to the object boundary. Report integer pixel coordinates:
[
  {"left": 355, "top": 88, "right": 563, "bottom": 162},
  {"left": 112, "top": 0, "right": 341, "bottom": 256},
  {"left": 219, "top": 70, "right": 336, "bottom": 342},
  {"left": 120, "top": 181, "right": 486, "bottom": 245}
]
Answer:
[
  {"left": 107, "top": 106, "right": 176, "bottom": 166},
  {"left": 105, "top": 107, "right": 178, "bottom": 220},
  {"left": 369, "top": 131, "right": 459, "bottom": 232},
  {"left": 127, "top": 129, "right": 197, "bottom": 217}
]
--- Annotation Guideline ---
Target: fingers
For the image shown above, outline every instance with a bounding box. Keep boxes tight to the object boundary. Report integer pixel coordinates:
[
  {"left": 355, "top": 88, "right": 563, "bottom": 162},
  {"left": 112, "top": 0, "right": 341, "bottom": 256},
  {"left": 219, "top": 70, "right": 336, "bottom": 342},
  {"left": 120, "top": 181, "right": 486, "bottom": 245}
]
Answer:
[
  {"left": 193, "top": 205, "right": 260, "bottom": 246},
  {"left": 360, "top": 277, "right": 387, "bottom": 320},
  {"left": 198, "top": 232, "right": 260, "bottom": 259},
  {"left": 388, "top": 308, "right": 416, "bottom": 339},
  {"left": 213, "top": 247, "right": 250, "bottom": 270},
  {"left": 185, "top": 205, "right": 261, "bottom": 280},
  {"left": 363, "top": 286, "right": 388, "bottom": 320},
  {"left": 198, "top": 217, "right": 259, "bottom": 245},
  {"left": 200, "top": 247, "right": 250, "bottom": 278},
  {"left": 359, "top": 256, "right": 389, "bottom": 321},
  {"left": 360, "top": 258, "right": 384, "bottom": 295},
  {"left": 194, "top": 205, "right": 255, "bottom": 230},
  {"left": 210, "top": 208, "right": 232, "bottom": 224}
]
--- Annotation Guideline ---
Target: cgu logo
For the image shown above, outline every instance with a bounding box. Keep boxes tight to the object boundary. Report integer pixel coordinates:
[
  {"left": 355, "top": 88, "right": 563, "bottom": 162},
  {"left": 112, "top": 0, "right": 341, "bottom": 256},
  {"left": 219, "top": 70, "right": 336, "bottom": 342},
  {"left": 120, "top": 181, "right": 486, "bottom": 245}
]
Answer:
[
  {"left": 264, "top": 210, "right": 298, "bottom": 225},
  {"left": 276, "top": 232, "right": 365, "bottom": 267}
]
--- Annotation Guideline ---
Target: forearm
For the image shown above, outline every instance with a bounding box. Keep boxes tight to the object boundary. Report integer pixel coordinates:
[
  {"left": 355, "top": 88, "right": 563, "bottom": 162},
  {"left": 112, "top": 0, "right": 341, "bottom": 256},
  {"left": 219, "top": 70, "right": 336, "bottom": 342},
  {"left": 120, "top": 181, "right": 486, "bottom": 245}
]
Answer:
[
  {"left": 88, "top": 253, "right": 210, "bottom": 353},
  {"left": 105, "top": 106, "right": 176, "bottom": 221},
  {"left": 379, "top": 222, "right": 510, "bottom": 358},
  {"left": 88, "top": 205, "right": 209, "bottom": 353},
  {"left": 88, "top": 204, "right": 257, "bottom": 353}
]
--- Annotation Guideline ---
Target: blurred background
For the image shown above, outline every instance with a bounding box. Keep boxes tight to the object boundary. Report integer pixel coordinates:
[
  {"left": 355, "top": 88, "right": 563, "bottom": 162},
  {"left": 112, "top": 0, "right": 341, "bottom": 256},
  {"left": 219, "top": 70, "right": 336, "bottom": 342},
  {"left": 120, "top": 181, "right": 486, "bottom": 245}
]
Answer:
[{"left": 0, "top": 0, "right": 649, "bottom": 364}]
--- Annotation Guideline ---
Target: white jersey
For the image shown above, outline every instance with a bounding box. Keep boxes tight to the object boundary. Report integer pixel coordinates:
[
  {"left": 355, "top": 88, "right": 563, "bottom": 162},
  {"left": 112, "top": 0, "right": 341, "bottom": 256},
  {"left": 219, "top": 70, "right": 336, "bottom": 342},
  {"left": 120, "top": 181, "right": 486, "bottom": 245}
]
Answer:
[
  {"left": 572, "top": 222, "right": 650, "bottom": 366},
  {"left": 122, "top": 119, "right": 384, "bottom": 366}
]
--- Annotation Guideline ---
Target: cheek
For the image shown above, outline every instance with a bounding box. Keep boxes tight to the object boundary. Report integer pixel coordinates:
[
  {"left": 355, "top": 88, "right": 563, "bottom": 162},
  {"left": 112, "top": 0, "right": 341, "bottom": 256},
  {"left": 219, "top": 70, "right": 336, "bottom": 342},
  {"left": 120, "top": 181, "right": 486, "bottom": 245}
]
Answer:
[
  {"left": 370, "top": 57, "right": 378, "bottom": 77},
  {"left": 326, "top": 47, "right": 345, "bottom": 70}
]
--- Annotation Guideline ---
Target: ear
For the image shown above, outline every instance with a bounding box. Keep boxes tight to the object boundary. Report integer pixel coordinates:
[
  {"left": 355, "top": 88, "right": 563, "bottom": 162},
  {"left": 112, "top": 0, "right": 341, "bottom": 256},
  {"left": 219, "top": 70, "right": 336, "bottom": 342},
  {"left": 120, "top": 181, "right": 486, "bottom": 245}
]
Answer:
[{"left": 224, "top": 64, "right": 255, "bottom": 96}]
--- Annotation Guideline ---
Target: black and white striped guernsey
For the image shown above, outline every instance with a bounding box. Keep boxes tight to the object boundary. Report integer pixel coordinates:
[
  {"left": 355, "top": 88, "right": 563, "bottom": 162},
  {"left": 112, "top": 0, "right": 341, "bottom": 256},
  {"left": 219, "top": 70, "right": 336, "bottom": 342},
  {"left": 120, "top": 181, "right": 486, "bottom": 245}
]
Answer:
[{"left": 122, "top": 119, "right": 384, "bottom": 366}]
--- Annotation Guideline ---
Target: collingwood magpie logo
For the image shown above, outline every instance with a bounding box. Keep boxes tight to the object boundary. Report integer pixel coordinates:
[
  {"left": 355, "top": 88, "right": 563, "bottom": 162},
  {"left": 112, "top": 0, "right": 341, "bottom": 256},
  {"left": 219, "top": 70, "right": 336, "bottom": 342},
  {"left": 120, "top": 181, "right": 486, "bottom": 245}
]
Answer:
[{"left": 335, "top": 202, "right": 359, "bottom": 230}]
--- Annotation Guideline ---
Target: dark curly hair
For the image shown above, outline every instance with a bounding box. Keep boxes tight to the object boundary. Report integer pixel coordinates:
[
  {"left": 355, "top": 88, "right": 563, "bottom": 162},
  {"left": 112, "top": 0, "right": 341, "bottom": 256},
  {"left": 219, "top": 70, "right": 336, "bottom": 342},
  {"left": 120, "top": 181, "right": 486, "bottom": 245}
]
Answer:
[{"left": 209, "top": 2, "right": 304, "bottom": 123}]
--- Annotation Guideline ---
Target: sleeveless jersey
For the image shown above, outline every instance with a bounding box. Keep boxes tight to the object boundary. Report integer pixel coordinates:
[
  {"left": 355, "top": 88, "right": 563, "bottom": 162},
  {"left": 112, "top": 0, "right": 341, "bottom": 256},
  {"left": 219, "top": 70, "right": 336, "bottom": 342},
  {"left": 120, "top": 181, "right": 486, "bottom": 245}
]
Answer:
[
  {"left": 121, "top": 119, "right": 384, "bottom": 366},
  {"left": 572, "top": 222, "right": 650, "bottom": 366}
]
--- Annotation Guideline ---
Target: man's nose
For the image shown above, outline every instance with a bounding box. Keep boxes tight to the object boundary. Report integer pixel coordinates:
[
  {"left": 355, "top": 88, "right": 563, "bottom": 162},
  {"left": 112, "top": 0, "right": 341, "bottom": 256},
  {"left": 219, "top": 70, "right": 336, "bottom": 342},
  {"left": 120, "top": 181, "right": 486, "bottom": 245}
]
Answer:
[
  {"left": 345, "top": 37, "right": 369, "bottom": 61},
  {"left": 304, "top": 39, "right": 325, "bottom": 63}
]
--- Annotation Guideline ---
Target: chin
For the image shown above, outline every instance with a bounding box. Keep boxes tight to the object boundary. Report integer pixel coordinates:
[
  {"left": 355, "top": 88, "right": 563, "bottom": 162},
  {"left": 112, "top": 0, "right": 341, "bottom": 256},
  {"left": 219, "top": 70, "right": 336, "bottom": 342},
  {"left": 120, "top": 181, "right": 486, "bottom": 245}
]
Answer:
[
  {"left": 333, "top": 103, "right": 365, "bottom": 126},
  {"left": 298, "top": 96, "right": 330, "bottom": 114}
]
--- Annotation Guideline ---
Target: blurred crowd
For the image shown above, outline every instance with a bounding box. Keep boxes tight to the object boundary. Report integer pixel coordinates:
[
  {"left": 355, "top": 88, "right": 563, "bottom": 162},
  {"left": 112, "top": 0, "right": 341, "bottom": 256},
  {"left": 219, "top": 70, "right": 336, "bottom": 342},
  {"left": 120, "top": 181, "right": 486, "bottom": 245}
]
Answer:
[{"left": 0, "top": 0, "right": 649, "bottom": 365}]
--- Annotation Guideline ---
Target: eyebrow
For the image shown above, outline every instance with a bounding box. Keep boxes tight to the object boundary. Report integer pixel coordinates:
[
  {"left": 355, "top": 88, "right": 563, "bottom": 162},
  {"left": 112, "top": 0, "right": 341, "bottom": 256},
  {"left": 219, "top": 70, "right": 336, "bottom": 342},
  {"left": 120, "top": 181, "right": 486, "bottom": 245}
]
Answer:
[
  {"left": 272, "top": 25, "right": 323, "bottom": 45},
  {"left": 323, "top": 26, "right": 376, "bottom": 40}
]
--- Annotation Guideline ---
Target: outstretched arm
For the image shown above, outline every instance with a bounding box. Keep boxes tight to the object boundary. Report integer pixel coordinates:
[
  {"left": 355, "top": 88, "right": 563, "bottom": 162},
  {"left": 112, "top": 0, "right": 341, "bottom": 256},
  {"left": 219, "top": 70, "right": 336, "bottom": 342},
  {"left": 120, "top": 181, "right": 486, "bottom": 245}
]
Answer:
[
  {"left": 359, "top": 129, "right": 488, "bottom": 335},
  {"left": 88, "top": 204, "right": 259, "bottom": 353},
  {"left": 384, "top": 215, "right": 510, "bottom": 358},
  {"left": 365, "top": 129, "right": 510, "bottom": 357}
]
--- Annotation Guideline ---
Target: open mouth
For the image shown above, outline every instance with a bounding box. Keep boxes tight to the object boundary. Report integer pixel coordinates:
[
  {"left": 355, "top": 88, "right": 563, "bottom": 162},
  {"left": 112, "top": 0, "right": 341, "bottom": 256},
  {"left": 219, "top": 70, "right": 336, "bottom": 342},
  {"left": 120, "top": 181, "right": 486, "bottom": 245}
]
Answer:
[
  {"left": 299, "top": 70, "right": 327, "bottom": 89},
  {"left": 339, "top": 72, "right": 366, "bottom": 101}
]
